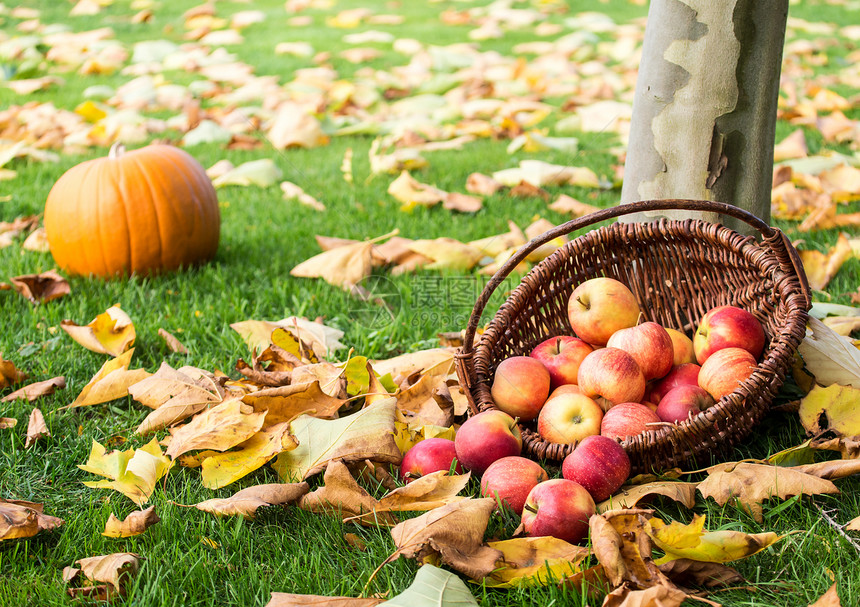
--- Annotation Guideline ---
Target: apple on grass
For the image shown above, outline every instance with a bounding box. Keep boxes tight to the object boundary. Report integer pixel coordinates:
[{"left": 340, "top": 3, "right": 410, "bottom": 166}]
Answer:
[
  {"left": 562, "top": 435, "right": 631, "bottom": 502},
  {"left": 480, "top": 456, "right": 549, "bottom": 515},
  {"left": 647, "top": 363, "right": 702, "bottom": 404},
  {"left": 454, "top": 410, "right": 522, "bottom": 475},
  {"left": 606, "top": 321, "right": 674, "bottom": 381},
  {"left": 521, "top": 479, "right": 595, "bottom": 544},
  {"left": 665, "top": 328, "right": 696, "bottom": 366},
  {"left": 537, "top": 392, "right": 603, "bottom": 445},
  {"left": 656, "top": 385, "right": 715, "bottom": 424},
  {"left": 577, "top": 348, "right": 646, "bottom": 408},
  {"left": 698, "top": 347, "right": 758, "bottom": 401},
  {"left": 530, "top": 335, "right": 593, "bottom": 390},
  {"left": 567, "top": 277, "right": 641, "bottom": 347},
  {"left": 600, "top": 402, "right": 662, "bottom": 442},
  {"left": 694, "top": 305, "right": 766, "bottom": 364},
  {"left": 491, "top": 356, "right": 551, "bottom": 422},
  {"left": 400, "top": 438, "right": 462, "bottom": 482}
]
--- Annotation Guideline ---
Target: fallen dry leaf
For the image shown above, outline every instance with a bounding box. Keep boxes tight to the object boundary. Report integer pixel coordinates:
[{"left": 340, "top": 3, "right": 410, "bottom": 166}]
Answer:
[
  {"left": 243, "top": 382, "right": 345, "bottom": 424},
  {"left": 647, "top": 514, "right": 781, "bottom": 564},
  {"left": 846, "top": 516, "right": 860, "bottom": 531},
  {"left": 387, "top": 171, "right": 446, "bottom": 208},
  {"left": 602, "top": 584, "right": 688, "bottom": 607},
  {"left": 821, "top": 316, "right": 860, "bottom": 336},
  {"left": 298, "top": 460, "right": 396, "bottom": 525},
  {"left": 808, "top": 584, "right": 842, "bottom": 607},
  {"left": 1, "top": 376, "right": 65, "bottom": 403},
  {"left": 73, "top": 552, "right": 140, "bottom": 592},
  {"left": 268, "top": 102, "right": 328, "bottom": 149},
  {"left": 79, "top": 438, "right": 173, "bottom": 505},
  {"left": 482, "top": 536, "right": 590, "bottom": 588},
  {"left": 589, "top": 509, "right": 667, "bottom": 589},
  {"left": 0, "top": 356, "right": 28, "bottom": 389},
  {"left": 61, "top": 349, "right": 149, "bottom": 410},
  {"left": 370, "top": 348, "right": 455, "bottom": 382},
  {"left": 798, "top": 234, "right": 854, "bottom": 291},
  {"left": 200, "top": 421, "right": 298, "bottom": 489},
  {"left": 466, "top": 172, "right": 503, "bottom": 195},
  {"left": 61, "top": 305, "right": 135, "bottom": 357},
  {"left": 797, "top": 317, "right": 860, "bottom": 388},
  {"left": 791, "top": 458, "right": 860, "bottom": 480},
  {"left": 799, "top": 384, "right": 860, "bottom": 437},
  {"left": 25, "top": 408, "right": 49, "bottom": 448},
  {"left": 549, "top": 194, "right": 601, "bottom": 217},
  {"left": 773, "top": 129, "right": 809, "bottom": 162},
  {"left": 406, "top": 238, "right": 483, "bottom": 271},
  {"left": 596, "top": 481, "right": 698, "bottom": 513},
  {"left": 195, "top": 482, "right": 309, "bottom": 519},
  {"left": 131, "top": 363, "right": 226, "bottom": 434},
  {"left": 266, "top": 595, "right": 383, "bottom": 607},
  {"left": 102, "top": 506, "right": 160, "bottom": 538},
  {"left": 658, "top": 558, "right": 744, "bottom": 589},
  {"left": 281, "top": 181, "right": 326, "bottom": 212},
  {"left": 0, "top": 499, "right": 64, "bottom": 541},
  {"left": 0, "top": 418, "right": 17, "bottom": 429},
  {"left": 9, "top": 270, "right": 70, "bottom": 304},
  {"left": 158, "top": 328, "right": 188, "bottom": 354},
  {"left": 291, "top": 241, "right": 374, "bottom": 290},
  {"left": 165, "top": 398, "right": 267, "bottom": 460}
]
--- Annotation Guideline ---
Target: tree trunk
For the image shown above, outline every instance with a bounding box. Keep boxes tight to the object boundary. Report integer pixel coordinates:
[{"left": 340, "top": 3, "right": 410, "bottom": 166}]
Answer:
[{"left": 620, "top": 0, "right": 788, "bottom": 234}]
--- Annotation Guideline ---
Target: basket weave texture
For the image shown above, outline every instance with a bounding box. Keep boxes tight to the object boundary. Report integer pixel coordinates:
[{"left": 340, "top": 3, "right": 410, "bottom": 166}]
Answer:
[{"left": 455, "top": 200, "right": 811, "bottom": 475}]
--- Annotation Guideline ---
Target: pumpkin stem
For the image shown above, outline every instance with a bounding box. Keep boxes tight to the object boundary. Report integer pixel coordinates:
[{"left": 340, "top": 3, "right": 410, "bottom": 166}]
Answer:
[{"left": 108, "top": 142, "right": 126, "bottom": 159}]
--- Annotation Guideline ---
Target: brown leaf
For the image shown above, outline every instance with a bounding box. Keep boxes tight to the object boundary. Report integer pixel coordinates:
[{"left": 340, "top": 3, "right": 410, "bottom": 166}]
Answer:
[
  {"left": 291, "top": 241, "right": 373, "bottom": 290},
  {"left": 158, "top": 329, "right": 188, "bottom": 354},
  {"left": 810, "top": 435, "right": 860, "bottom": 459},
  {"left": 697, "top": 462, "right": 838, "bottom": 522},
  {"left": 443, "top": 192, "right": 483, "bottom": 213},
  {"left": 589, "top": 509, "right": 668, "bottom": 589},
  {"left": 0, "top": 417, "right": 16, "bottom": 429},
  {"left": 791, "top": 458, "right": 860, "bottom": 480},
  {"left": 298, "top": 460, "right": 395, "bottom": 525},
  {"left": 25, "top": 407, "right": 50, "bottom": 448},
  {"left": 243, "top": 382, "right": 345, "bottom": 424},
  {"left": 389, "top": 497, "right": 502, "bottom": 579},
  {"left": 596, "top": 481, "right": 697, "bottom": 513},
  {"left": 773, "top": 129, "right": 808, "bottom": 162},
  {"left": 658, "top": 558, "right": 744, "bottom": 589},
  {"left": 374, "top": 471, "right": 469, "bottom": 513},
  {"left": 165, "top": 398, "right": 267, "bottom": 459},
  {"left": 466, "top": 172, "right": 503, "bottom": 195},
  {"left": 548, "top": 194, "right": 601, "bottom": 217},
  {"left": 1, "top": 376, "right": 65, "bottom": 403},
  {"left": 290, "top": 362, "right": 348, "bottom": 398},
  {"left": 846, "top": 515, "right": 860, "bottom": 531},
  {"left": 798, "top": 234, "right": 854, "bottom": 291},
  {"left": 510, "top": 180, "right": 551, "bottom": 201},
  {"left": 65, "top": 585, "right": 116, "bottom": 601},
  {"left": 808, "top": 584, "right": 842, "bottom": 607},
  {"left": 102, "top": 506, "right": 160, "bottom": 538},
  {"left": 266, "top": 595, "right": 383, "bottom": 607},
  {"left": 130, "top": 363, "right": 226, "bottom": 434},
  {"left": 0, "top": 355, "right": 28, "bottom": 389},
  {"left": 195, "top": 482, "right": 309, "bottom": 519},
  {"left": 0, "top": 499, "right": 64, "bottom": 540},
  {"left": 602, "top": 583, "right": 688, "bottom": 607},
  {"left": 9, "top": 270, "right": 69, "bottom": 304},
  {"left": 74, "top": 552, "right": 140, "bottom": 591}
]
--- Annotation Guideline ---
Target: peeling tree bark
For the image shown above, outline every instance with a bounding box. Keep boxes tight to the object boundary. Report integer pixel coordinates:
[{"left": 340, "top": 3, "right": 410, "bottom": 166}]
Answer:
[{"left": 620, "top": 0, "right": 788, "bottom": 233}]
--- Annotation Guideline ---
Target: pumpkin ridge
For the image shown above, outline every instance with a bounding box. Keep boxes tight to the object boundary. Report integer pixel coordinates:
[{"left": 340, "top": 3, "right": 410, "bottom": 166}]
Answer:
[
  {"left": 114, "top": 153, "right": 133, "bottom": 274},
  {"left": 130, "top": 152, "right": 166, "bottom": 272}
]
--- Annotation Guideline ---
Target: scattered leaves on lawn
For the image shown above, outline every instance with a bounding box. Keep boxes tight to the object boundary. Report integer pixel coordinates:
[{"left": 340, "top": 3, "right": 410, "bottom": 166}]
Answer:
[
  {"left": 1, "top": 376, "right": 65, "bottom": 403},
  {"left": 79, "top": 438, "right": 173, "bottom": 505},
  {"left": 798, "top": 234, "right": 854, "bottom": 291},
  {"left": 0, "top": 499, "right": 64, "bottom": 541},
  {"left": 266, "top": 595, "right": 383, "bottom": 607},
  {"left": 195, "top": 482, "right": 309, "bottom": 519},
  {"left": 102, "top": 506, "right": 160, "bottom": 538},
  {"left": 9, "top": 270, "right": 70, "bottom": 304},
  {"left": 243, "top": 382, "right": 345, "bottom": 424},
  {"left": 299, "top": 461, "right": 396, "bottom": 525},
  {"left": 61, "top": 304, "right": 135, "bottom": 357}
]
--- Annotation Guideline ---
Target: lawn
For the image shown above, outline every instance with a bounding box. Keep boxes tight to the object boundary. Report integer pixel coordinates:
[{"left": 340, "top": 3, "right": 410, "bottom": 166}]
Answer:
[{"left": 1, "top": 0, "right": 859, "bottom": 605}]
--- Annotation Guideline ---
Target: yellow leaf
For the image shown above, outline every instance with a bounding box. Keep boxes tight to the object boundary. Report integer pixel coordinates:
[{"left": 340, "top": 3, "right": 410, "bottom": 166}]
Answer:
[
  {"left": 393, "top": 419, "right": 457, "bottom": 454},
  {"left": 130, "top": 363, "right": 226, "bottom": 434},
  {"left": 647, "top": 514, "right": 781, "bottom": 565},
  {"left": 60, "top": 305, "right": 135, "bottom": 357},
  {"left": 291, "top": 242, "right": 373, "bottom": 290},
  {"left": 165, "top": 399, "right": 266, "bottom": 460},
  {"left": 79, "top": 438, "right": 173, "bottom": 505},
  {"left": 406, "top": 238, "right": 483, "bottom": 271},
  {"left": 201, "top": 422, "right": 298, "bottom": 489},
  {"left": 797, "top": 317, "right": 860, "bottom": 388},
  {"left": 799, "top": 384, "right": 860, "bottom": 437},
  {"left": 482, "top": 536, "right": 590, "bottom": 588},
  {"left": 387, "top": 171, "right": 445, "bottom": 207},
  {"left": 74, "top": 100, "right": 107, "bottom": 123},
  {"left": 195, "top": 482, "right": 309, "bottom": 519},
  {"left": 243, "top": 382, "right": 345, "bottom": 425},
  {"left": 102, "top": 506, "right": 160, "bottom": 538},
  {"left": 821, "top": 316, "right": 860, "bottom": 337},
  {"left": 61, "top": 349, "right": 150, "bottom": 410}
]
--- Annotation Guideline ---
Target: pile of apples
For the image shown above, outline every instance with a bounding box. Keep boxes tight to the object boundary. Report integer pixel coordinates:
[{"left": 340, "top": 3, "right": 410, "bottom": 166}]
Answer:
[{"left": 398, "top": 277, "right": 767, "bottom": 545}]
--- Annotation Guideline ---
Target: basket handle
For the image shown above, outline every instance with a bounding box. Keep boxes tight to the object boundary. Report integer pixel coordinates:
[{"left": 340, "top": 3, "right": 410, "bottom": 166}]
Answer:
[{"left": 459, "top": 199, "right": 811, "bottom": 358}]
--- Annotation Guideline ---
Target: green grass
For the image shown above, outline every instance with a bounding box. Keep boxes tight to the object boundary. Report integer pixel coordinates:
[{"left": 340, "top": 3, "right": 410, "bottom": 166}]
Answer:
[{"left": 2, "top": 0, "right": 860, "bottom": 605}]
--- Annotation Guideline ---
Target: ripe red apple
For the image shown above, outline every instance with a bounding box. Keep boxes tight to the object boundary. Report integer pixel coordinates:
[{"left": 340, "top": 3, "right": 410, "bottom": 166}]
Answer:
[
  {"left": 521, "top": 479, "right": 595, "bottom": 544},
  {"left": 537, "top": 392, "right": 603, "bottom": 444},
  {"left": 665, "top": 328, "right": 696, "bottom": 365},
  {"left": 577, "top": 348, "right": 646, "bottom": 408},
  {"left": 606, "top": 321, "right": 674, "bottom": 381},
  {"left": 698, "top": 347, "right": 758, "bottom": 401},
  {"left": 454, "top": 410, "right": 522, "bottom": 475},
  {"left": 600, "top": 402, "right": 662, "bottom": 442},
  {"left": 649, "top": 363, "right": 702, "bottom": 404},
  {"left": 655, "top": 385, "right": 715, "bottom": 423},
  {"left": 567, "top": 277, "right": 641, "bottom": 347},
  {"left": 562, "top": 435, "right": 631, "bottom": 502},
  {"left": 530, "top": 335, "right": 593, "bottom": 390},
  {"left": 480, "top": 456, "right": 549, "bottom": 515},
  {"left": 491, "top": 356, "right": 551, "bottom": 422},
  {"left": 400, "top": 438, "right": 462, "bottom": 482},
  {"left": 693, "top": 305, "right": 766, "bottom": 364}
]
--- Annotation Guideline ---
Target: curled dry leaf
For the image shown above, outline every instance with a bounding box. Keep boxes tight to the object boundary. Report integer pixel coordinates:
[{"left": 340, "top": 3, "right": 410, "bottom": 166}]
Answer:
[
  {"left": 647, "top": 514, "right": 781, "bottom": 564},
  {"left": 466, "top": 172, "right": 503, "bottom": 195},
  {"left": 298, "top": 460, "right": 396, "bottom": 525},
  {"left": 846, "top": 516, "right": 860, "bottom": 531},
  {"left": 370, "top": 348, "right": 455, "bottom": 382},
  {"left": 389, "top": 497, "right": 502, "bottom": 580},
  {"left": 808, "top": 584, "right": 842, "bottom": 607},
  {"left": 1, "top": 376, "right": 65, "bottom": 403},
  {"left": 291, "top": 241, "right": 374, "bottom": 290},
  {"left": 195, "top": 482, "right": 309, "bottom": 519},
  {"left": 158, "top": 328, "right": 188, "bottom": 354},
  {"left": 281, "top": 181, "right": 326, "bottom": 212},
  {"left": 549, "top": 194, "right": 601, "bottom": 217},
  {"left": 61, "top": 304, "right": 135, "bottom": 357},
  {"left": 74, "top": 552, "right": 140, "bottom": 592},
  {"left": 596, "top": 481, "right": 697, "bottom": 513},
  {"left": 0, "top": 356, "right": 28, "bottom": 389},
  {"left": 797, "top": 317, "right": 860, "bottom": 388},
  {"left": 79, "top": 438, "right": 173, "bottom": 505},
  {"left": 131, "top": 363, "right": 226, "bottom": 434},
  {"left": 387, "top": 171, "right": 446, "bottom": 208},
  {"left": 9, "top": 270, "right": 69, "bottom": 304},
  {"left": 200, "top": 421, "right": 298, "bottom": 489},
  {"left": 0, "top": 417, "right": 16, "bottom": 429},
  {"left": 25, "top": 408, "right": 50, "bottom": 448},
  {"left": 799, "top": 384, "right": 860, "bottom": 437},
  {"left": 482, "top": 536, "right": 590, "bottom": 588},
  {"left": 406, "top": 238, "right": 483, "bottom": 271},
  {"left": 243, "top": 381, "right": 345, "bottom": 425},
  {"left": 791, "top": 458, "right": 860, "bottom": 480},
  {"left": 0, "top": 499, "right": 64, "bottom": 541},
  {"left": 393, "top": 419, "right": 456, "bottom": 455},
  {"left": 165, "top": 398, "right": 267, "bottom": 460},
  {"left": 102, "top": 506, "right": 160, "bottom": 538},
  {"left": 210, "top": 159, "right": 283, "bottom": 188},
  {"left": 773, "top": 129, "right": 808, "bottom": 162},
  {"left": 588, "top": 509, "right": 667, "bottom": 589},
  {"left": 61, "top": 349, "right": 149, "bottom": 410},
  {"left": 266, "top": 595, "right": 383, "bottom": 607},
  {"left": 658, "top": 558, "right": 744, "bottom": 589},
  {"left": 602, "top": 584, "right": 688, "bottom": 607},
  {"left": 268, "top": 103, "right": 328, "bottom": 149},
  {"left": 798, "top": 234, "right": 854, "bottom": 291}
]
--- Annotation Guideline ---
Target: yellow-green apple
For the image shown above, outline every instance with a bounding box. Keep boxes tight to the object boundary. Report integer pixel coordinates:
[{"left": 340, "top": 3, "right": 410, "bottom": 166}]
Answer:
[
  {"left": 561, "top": 435, "right": 631, "bottom": 502},
  {"left": 530, "top": 335, "right": 593, "bottom": 390},
  {"left": 606, "top": 321, "right": 674, "bottom": 381},
  {"left": 454, "top": 410, "right": 522, "bottom": 475},
  {"left": 655, "top": 385, "right": 715, "bottom": 423},
  {"left": 491, "top": 356, "right": 551, "bottom": 422},
  {"left": 665, "top": 328, "right": 696, "bottom": 365},
  {"left": 600, "top": 402, "right": 661, "bottom": 442},
  {"left": 480, "top": 456, "right": 549, "bottom": 515},
  {"left": 648, "top": 363, "right": 701, "bottom": 404},
  {"left": 698, "top": 347, "right": 757, "bottom": 401},
  {"left": 693, "top": 305, "right": 766, "bottom": 364},
  {"left": 548, "top": 384, "right": 583, "bottom": 399},
  {"left": 537, "top": 391, "right": 603, "bottom": 444},
  {"left": 400, "top": 438, "right": 462, "bottom": 482},
  {"left": 577, "top": 348, "right": 646, "bottom": 408},
  {"left": 567, "top": 277, "right": 641, "bottom": 346},
  {"left": 521, "top": 479, "right": 595, "bottom": 544}
]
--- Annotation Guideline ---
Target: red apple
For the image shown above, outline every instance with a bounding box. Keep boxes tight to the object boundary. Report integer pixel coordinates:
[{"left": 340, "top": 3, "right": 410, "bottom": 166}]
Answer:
[
  {"left": 521, "top": 479, "right": 595, "bottom": 544},
  {"left": 530, "top": 335, "right": 593, "bottom": 390},
  {"left": 491, "top": 356, "right": 551, "bottom": 422},
  {"left": 600, "top": 402, "right": 662, "bottom": 442},
  {"left": 480, "top": 456, "right": 549, "bottom": 515},
  {"left": 649, "top": 363, "right": 702, "bottom": 404},
  {"left": 454, "top": 410, "right": 522, "bottom": 475},
  {"left": 698, "top": 347, "right": 757, "bottom": 401},
  {"left": 655, "top": 385, "right": 715, "bottom": 423},
  {"left": 665, "top": 328, "right": 696, "bottom": 365},
  {"left": 400, "top": 438, "right": 462, "bottom": 482},
  {"left": 567, "top": 277, "right": 641, "bottom": 347},
  {"left": 562, "top": 435, "right": 631, "bottom": 502},
  {"left": 537, "top": 391, "right": 603, "bottom": 444},
  {"left": 693, "top": 305, "right": 766, "bottom": 364},
  {"left": 577, "top": 348, "right": 646, "bottom": 408},
  {"left": 547, "top": 384, "right": 583, "bottom": 399},
  {"left": 606, "top": 321, "right": 674, "bottom": 381}
]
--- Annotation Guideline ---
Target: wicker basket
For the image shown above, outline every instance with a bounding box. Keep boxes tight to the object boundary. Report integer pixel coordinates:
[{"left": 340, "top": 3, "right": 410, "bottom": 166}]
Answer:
[{"left": 455, "top": 199, "right": 811, "bottom": 475}]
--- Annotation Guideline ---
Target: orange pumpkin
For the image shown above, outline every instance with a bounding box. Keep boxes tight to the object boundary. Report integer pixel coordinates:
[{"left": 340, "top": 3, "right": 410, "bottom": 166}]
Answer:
[{"left": 44, "top": 143, "right": 220, "bottom": 278}]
